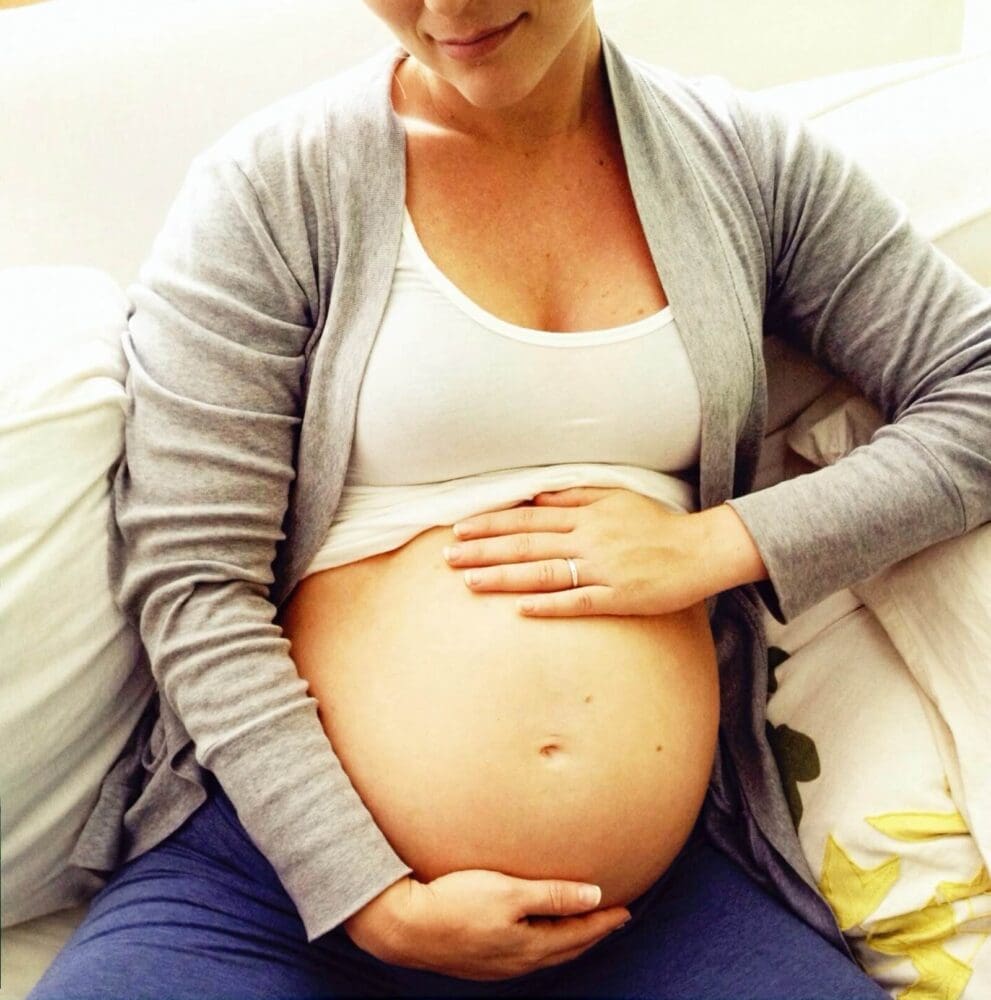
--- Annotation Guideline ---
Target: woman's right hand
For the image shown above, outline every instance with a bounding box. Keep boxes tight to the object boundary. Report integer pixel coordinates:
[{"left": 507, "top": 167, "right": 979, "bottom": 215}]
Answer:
[{"left": 342, "top": 871, "right": 632, "bottom": 982}]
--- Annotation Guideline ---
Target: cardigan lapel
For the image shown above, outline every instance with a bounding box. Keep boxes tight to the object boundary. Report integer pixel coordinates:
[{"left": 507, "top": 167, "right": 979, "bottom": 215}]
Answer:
[
  {"left": 275, "top": 45, "right": 409, "bottom": 605},
  {"left": 598, "top": 40, "right": 831, "bottom": 907},
  {"left": 600, "top": 32, "right": 760, "bottom": 515}
]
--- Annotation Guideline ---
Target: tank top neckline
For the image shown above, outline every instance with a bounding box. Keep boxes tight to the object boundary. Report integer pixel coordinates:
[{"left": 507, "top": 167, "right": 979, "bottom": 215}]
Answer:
[{"left": 401, "top": 207, "right": 674, "bottom": 347}]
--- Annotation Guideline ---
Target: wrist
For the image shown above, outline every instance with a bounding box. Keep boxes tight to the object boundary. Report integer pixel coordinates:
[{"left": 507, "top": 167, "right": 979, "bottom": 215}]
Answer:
[
  {"left": 693, "top": 503, "right": 769, "bottom": 595},
  {"left": 343, "top": 875, "right": 417, "bottom": 960}
]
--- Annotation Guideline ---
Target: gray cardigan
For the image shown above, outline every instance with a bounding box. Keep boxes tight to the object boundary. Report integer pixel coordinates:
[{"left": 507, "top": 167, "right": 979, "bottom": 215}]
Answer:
[{"left": 71, "top": 32, "right": 991, "bottom": 950}]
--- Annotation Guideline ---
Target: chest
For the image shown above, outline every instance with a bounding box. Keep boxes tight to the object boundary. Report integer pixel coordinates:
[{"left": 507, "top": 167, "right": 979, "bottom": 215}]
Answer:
[
  {"left": 284, "top": 126, "right": 768, "bottom": 606},
  {"left": 279, "top": 47, "right": 771, "bottom": 605},
  {"left": 402, "top": 126, "right": 669, "bottom": 333}
]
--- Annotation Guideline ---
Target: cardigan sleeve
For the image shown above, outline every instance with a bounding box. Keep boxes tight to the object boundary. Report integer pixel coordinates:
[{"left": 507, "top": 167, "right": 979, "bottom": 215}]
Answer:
[
  {"left": 720, "top": 86, "right": 991, "bottom": 624},
  {"left": 112, "top": 148, "right": 413, "bottom": 942}
]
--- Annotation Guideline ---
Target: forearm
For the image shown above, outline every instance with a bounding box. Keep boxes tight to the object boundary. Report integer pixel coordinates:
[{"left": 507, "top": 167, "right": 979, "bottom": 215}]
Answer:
[
  {"left": 113, "top": 341, "right": 415, "bottom": 940},
  {"left": 720, "top": 84, "right": 991, "bottom": 622},
  {"left": 694, "top": 502, "right": 770, "bottom": 596},
  {"left": 114, "top": 147, "right": 414, "bottom": 941}
]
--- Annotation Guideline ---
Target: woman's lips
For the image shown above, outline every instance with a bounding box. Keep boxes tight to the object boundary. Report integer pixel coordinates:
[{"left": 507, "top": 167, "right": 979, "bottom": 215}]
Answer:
[{"left": 434, "top": 15, "right": 523, "bottom": 62}]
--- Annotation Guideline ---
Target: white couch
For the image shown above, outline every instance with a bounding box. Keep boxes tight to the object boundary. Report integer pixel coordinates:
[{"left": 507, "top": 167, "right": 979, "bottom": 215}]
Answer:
[{"left": 2, "top": 1, "right": 989, "bottom": 997}]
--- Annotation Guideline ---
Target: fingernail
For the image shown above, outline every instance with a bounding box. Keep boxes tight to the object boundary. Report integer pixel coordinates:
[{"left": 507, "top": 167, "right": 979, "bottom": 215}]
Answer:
[
  {"left": 443, "top": 545, "right": 461, "bottom": 560},
  {"left": 579, "top": 885, "right": 601, "bottom": 907}
]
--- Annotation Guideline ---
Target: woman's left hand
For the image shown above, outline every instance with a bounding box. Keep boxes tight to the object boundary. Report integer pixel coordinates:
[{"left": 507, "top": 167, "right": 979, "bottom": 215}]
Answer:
[{"left": 442, "top": 487, "right": 713, "bottom": 618}]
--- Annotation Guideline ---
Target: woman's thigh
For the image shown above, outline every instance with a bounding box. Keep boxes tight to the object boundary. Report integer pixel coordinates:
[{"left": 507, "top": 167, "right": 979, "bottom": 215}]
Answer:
[
  {"left": 26, "top": 773, "right": 383, "bottom": 1000},
  {"left": 523, "top": 836, "right": 889, "bottom": 1000}
]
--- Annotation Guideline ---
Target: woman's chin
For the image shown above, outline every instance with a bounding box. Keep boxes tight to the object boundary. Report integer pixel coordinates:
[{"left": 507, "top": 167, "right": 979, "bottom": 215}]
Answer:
[{"left": 422, "top": 64, "right": 544, "bottom": 115}]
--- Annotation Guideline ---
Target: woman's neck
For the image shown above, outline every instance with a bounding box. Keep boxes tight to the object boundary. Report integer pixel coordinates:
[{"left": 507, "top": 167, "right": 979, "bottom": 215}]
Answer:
[{"left": 395, "top": 15, "right": 608, "bottom": 152}]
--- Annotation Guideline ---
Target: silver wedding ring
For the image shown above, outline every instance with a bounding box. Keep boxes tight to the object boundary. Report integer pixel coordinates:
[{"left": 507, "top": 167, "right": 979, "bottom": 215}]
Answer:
[{"left": 564, "top": 556, "right": 579, "bottom": 589}]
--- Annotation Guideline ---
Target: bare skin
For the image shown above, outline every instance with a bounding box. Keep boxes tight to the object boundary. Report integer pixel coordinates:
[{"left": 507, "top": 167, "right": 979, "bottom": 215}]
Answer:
[
  {"left": 281, "top": 519, "right": 720, "bottom": 968},
  {"left": 288, "top": 0, "right": 727, "bottom": 983},
  {"left": 391, "top": 9, "right": 669, "bottom": 334}
]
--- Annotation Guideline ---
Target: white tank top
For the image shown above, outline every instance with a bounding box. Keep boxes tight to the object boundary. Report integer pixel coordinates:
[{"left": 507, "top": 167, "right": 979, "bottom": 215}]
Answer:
[{"left": 301, "top": 208, "right": 703, "bottom": 578}]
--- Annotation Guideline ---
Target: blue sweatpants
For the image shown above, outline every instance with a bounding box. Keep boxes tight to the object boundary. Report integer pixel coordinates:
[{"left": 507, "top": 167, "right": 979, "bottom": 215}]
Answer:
[{"left": 29, "top": 771, "right": 888, "bottom": 1000}]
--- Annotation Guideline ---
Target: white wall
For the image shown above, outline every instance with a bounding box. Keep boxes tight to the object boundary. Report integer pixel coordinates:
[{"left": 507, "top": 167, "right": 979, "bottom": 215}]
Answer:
[
  {"left": 327, "top": 1, "right": 969, "bottom": 90},
  {"left": 591, "top": 0, "right": 965, "bottom": 88},
  {"left": 964, "top": 0, "right": 991, "bottom": 50}
]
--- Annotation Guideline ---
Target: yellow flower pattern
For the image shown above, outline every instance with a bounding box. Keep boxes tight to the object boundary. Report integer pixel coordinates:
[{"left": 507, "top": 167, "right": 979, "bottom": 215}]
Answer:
[
  {"left": 818, "top": 811, "right": 991, "bottom": 1000},
  {"left": 867, "top": 812, "right": 970, "bottom": 842},
  {"left": 819, "top": 834, "right": 901, "bottom": 931}
]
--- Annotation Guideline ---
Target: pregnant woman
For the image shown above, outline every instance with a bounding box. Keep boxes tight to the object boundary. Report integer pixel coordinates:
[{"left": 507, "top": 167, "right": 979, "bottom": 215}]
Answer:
[{"left": 31, "top": 1, "right": 990, "bottom": 998}]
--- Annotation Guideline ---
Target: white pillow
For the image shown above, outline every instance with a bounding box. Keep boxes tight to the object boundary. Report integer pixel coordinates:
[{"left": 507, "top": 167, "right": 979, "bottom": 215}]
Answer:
[
  {"left": 784, "top": 368, "right": 991, "bottom": 872},
  {"left": 767, "top": 357, "right": 991, "bottom": 997},
  {"left": 766, "top": 602, "right": 991, "bottom": 998},
  {"left": 0, "top": 267, "right": 154, "bottom": 928},
  {"left": 851, "top": 529, "right": 991, "bottom": 872}
]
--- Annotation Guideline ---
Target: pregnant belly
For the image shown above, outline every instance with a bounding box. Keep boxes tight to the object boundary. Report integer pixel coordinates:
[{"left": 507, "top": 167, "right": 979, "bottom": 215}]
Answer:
[{"left": 278, "top": 513, "right": 720, "bottom": 909}]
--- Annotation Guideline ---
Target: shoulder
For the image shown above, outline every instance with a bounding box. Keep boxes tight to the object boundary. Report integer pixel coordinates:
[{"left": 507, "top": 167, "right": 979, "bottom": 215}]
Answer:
[
  {"left": 608, "top": 40, "right": 801, "bottom": 175},
  {"left": 623, "top": 53, "right": 741, "bottom": 129},
  {"left": 187, "top": 45, "right": 398, "bottom": 188}
]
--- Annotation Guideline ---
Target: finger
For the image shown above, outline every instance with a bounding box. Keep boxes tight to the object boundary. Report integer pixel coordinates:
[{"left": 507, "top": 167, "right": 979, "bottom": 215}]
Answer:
[
  {"left": 508, "top": 880, "right": 604, "bottom": 919},
  {"left": 530, "top": 910, "right": 632, "bottom": 968},
  {"left": 517, "top": 586, "right": 617, "bottom": 617},
  {"left": 445, "top": 531, "right": 575, "bottom": 569},
  {"left": 531, "top": 487, "right": 613, "bottom": 506},
  {"left": 532, "top": 933, "right": 613, "bottom": 972},
  {"left": 451, "top": 505, "right": 575, "bottom": 541},
  {"left": 523, "top": 908, "right": 632, "bottom": 961},
  {"left": 464, "top": 558, "right": 594, "bottom": 593}
]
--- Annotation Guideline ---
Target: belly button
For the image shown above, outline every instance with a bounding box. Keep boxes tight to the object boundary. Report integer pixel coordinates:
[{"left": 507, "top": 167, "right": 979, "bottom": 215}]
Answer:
[{"left": 539, "top": 742, "right": 563, "bottom": 758}]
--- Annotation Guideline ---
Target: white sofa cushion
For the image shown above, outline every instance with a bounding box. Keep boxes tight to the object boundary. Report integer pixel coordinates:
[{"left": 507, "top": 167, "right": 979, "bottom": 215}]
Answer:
[
  {"left": 759, "top": 49, "right": 991, "bottom": 286},
  {"left": 0, "top": 267, "right": 154, "bottom": 930}
]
